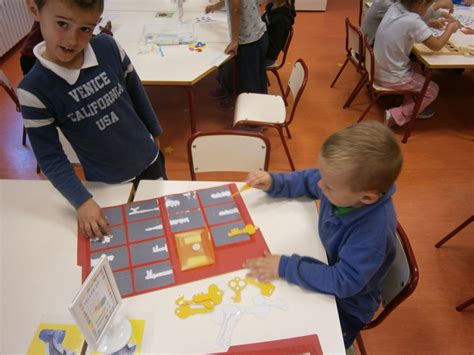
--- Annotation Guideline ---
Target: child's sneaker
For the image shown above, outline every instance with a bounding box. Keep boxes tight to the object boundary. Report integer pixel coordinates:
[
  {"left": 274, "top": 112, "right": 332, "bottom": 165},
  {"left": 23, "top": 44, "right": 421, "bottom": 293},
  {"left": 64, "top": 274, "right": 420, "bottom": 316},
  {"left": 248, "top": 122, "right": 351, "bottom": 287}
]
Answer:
[
  {"left": 384, "top": 110, "right": 396, "bottom": 127},
  {"left": 416, "top": 107, "right": 435, "bottom": 119},
  {"left": 208, "top": 86, "right": 229, "bottom": 100}
]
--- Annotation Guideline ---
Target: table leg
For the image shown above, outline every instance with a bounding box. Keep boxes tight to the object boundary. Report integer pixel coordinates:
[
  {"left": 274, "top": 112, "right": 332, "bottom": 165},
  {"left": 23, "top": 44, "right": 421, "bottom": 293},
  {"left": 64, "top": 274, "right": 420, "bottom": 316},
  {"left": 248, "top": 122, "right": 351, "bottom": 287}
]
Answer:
[{"left": 183, "top": 86, "right": 196, "bottom": 133}]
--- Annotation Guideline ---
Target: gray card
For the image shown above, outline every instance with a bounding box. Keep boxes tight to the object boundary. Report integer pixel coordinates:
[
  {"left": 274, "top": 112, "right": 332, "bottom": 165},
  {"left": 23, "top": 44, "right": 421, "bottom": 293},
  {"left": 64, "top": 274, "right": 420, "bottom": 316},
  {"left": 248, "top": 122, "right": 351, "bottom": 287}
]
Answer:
[
  {"left": 133, "top": 261, "right": 174, "bottom": 292},
  {"left": 130, "top": 238, "right": 169, "bottom": 266},
  {"left": 127, "top": 217, "right": 164, "bottom": 242},
  {"left": 211, "top": 221, "right": 250, "bottom": 247},
  {"left": 114, "top": 270, "right": 133, "bottom": 296},
  {"left": 90, "top": 247, "right": 129, "bottom": 271},
  {"left": 204, "top": 202, "right": 241, "bottom": 225},
  {"left": 198, "top": 185, "right": 233, "bottom": 206},
  {"left": 125, "top": 199, "right": 160, "bottom": 222},
  {"left": 165, "top": 191, "right": 199, "bottom": 214},
  {"left": 89, "top": 225, "right": 126, "bottom": 251},
  {"left": 102, "top": 206, "right": 124, "bottom": 226},
  {"left": 169, "top": 210, "right": 205, "bottom": 233}
]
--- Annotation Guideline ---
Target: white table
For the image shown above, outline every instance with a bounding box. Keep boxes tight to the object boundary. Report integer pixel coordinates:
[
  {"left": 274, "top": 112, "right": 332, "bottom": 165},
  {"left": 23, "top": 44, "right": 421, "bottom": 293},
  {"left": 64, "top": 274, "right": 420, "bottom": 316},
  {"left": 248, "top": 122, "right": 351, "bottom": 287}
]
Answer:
[
  {"left": 0, "top": 180, "right": 133, "bottom": 353},
  {"left": 130, "top": 180, "right": 345, "bottom": 354},
  {"left": 104, "top": 0, "right": 231, "bottom": 133}
]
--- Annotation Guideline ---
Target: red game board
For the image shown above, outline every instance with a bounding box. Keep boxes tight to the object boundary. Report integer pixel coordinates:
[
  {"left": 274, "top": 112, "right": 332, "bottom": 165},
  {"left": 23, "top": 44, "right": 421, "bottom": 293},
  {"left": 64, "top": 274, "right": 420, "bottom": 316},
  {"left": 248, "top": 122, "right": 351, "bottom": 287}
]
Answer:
[{"left": 77, "top": 183, "right": 268, "bottom": 298}]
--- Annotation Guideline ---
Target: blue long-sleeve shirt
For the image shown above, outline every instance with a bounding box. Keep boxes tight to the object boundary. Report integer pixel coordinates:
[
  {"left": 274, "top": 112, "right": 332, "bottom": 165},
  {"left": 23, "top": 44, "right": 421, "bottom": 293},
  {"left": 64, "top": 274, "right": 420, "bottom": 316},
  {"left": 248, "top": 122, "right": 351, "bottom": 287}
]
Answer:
[
  {"left": 18, "top": 34, "right": 162, "bottom": 209},
  {"left": 267, "top": 169, "right": 397, "bottom": 325}
]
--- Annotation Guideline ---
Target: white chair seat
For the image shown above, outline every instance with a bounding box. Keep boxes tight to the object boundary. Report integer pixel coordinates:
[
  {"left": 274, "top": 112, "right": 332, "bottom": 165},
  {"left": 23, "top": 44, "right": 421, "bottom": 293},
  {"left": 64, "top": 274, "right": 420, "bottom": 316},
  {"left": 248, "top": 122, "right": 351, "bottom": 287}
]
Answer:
[
  {"left": 373, "top": 82, "right": 400, "bottom": 92},
  {"left": 233, "top": 93, "right": 286, "bottom": 125}
]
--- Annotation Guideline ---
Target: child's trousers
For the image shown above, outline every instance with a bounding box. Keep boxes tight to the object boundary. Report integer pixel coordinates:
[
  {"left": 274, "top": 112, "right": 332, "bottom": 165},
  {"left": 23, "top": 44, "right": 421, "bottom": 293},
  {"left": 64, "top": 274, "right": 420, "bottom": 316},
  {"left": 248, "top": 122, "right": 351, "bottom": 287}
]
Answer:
[{"left": 378, "top": 65, "right": 439, "bottom": 126}]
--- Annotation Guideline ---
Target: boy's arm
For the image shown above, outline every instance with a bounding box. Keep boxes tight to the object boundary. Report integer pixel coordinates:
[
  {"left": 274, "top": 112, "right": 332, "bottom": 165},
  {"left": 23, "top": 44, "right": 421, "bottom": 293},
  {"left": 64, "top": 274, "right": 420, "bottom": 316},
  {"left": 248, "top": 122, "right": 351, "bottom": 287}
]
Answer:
[
  {"left": 278, "top": 224, "right": 390, "bottom": 298},
  {"left": 19, "top": 91, "right": 109, "bottom": 238},
  {"left": 423, "top": 21, "right": 461, "bottom": 51},
  {"left": 265, "top": 169, "right": 321, "bottom": 200},
  {"left": 205, "top": 0, "right": 225, "bottom": 13},
  {"left": 226, "top": 0, "right": 241, "bottom": 54},
  {"left": 112, "top": 37, "right": 162, "bottom": 139}
]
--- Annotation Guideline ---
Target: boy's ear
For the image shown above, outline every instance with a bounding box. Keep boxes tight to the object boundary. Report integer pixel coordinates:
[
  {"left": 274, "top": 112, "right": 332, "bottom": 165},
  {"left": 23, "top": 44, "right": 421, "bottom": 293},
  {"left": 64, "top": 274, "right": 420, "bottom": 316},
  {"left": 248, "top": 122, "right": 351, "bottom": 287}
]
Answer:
[
  {"left": 359, "top": 191, "right": 380, "bottom": 205},
  {"left": 27, "top": 0, "right": 40, "bottom": 21}
]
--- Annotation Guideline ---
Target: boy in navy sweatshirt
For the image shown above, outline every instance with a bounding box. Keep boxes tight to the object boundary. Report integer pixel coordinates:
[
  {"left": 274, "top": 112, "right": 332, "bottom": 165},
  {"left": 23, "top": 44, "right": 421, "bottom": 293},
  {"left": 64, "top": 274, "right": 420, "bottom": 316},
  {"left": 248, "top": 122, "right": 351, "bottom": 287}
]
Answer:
[
  {"left": 244, "top": 121, "right": 403, "bottom": 350},
  {"left": 18, "top": 0, "right": 166, "bottom": 239}
]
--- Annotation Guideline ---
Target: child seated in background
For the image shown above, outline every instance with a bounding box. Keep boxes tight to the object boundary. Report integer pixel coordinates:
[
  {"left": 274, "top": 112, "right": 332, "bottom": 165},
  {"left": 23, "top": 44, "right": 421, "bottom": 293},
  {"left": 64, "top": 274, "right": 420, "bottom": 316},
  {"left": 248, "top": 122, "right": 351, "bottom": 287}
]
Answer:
[
  {"left": 374, "top": 0, "right": 461, "bottom": 126},
  {"left": 261, "top": 0, "right": 296, "bottom": 67},
  {"left": 244, "top": 121, "right": 403, "bottom": 351},
  {"left": 19, "top": 0, "right": 166, "bottom": 239},
  {"left": 362, "top": 0, "right": 456, "bottom": 46}
]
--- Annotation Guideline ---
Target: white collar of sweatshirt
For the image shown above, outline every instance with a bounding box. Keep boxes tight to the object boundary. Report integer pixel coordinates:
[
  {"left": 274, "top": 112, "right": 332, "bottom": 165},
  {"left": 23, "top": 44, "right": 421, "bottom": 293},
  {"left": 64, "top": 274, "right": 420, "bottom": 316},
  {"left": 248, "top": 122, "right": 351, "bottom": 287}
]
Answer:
[{"left": 33, "top": 41, "right": 98, "bottom": 85}]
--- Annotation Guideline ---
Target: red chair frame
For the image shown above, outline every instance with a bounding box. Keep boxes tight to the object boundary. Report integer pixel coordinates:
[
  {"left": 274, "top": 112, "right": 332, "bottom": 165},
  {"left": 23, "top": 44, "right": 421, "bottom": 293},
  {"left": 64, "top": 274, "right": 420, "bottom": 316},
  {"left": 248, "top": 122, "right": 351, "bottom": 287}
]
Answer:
[{"left": 356, "top": 223, "right": 419, "bottom": 354}]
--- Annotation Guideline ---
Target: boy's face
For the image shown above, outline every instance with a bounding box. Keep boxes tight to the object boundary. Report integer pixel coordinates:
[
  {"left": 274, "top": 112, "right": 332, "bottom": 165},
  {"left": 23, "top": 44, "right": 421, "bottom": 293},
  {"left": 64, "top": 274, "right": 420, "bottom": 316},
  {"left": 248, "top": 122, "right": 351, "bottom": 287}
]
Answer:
[
  {"left": 318, "top": 158, "right": 379, "bottom": 208},
  {"left": 28, "top": 0, "right": 102, "bottom": 69}
]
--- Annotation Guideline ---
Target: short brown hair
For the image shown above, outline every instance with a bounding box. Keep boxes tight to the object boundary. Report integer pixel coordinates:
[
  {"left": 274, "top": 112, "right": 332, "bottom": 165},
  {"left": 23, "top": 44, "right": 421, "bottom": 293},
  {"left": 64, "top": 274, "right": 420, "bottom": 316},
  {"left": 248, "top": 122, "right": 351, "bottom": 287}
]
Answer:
[
  {"left": 320, "top": 121, "right": 403, "bottom": 192},
  {"left": 35, "top": 0, "right": 104, "bottom": 12}
]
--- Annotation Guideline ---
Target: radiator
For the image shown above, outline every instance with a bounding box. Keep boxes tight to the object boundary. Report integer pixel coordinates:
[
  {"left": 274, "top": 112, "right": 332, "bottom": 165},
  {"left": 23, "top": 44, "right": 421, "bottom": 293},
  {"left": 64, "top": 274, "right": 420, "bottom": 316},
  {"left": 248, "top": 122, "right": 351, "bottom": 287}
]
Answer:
[{"left": 0, "top": 0, "right": 34, "bottom": 57}]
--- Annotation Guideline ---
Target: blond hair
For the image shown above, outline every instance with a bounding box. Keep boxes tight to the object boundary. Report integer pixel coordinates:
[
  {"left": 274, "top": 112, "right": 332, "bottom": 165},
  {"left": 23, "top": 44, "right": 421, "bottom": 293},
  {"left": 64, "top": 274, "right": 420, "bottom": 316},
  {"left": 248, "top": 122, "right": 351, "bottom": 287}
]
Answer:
[{"left": 320, "top": 121, "right": 403, "bottom": 192}]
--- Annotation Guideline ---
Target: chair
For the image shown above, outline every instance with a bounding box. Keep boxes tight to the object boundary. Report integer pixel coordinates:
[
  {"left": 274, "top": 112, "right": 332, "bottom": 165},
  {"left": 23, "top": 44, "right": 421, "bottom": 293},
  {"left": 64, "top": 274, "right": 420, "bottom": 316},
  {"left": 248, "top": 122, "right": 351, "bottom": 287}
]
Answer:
[
  {"left": 330, "top": 18, "right": 366, "bottom": 109},
  {"left": 187, "top": 130, "right": 271, "bottom": 180},
  {"left": 356, "top": 35, "right": 428, "bottom": 143},
  {"left": 232, "top": 58, "right": 309, "bottom": 171},
  {"left": 435, "top": 215, "right": 473, "bottom": 312},
  {"left": 0, "top": 69, "right": 27, "bottom": 146},
  {"left": 266, "top": 27, "right": 294, "bottom": 105},
  {"left": 356, "top": 223, "right": 419, "bottom": 355}
]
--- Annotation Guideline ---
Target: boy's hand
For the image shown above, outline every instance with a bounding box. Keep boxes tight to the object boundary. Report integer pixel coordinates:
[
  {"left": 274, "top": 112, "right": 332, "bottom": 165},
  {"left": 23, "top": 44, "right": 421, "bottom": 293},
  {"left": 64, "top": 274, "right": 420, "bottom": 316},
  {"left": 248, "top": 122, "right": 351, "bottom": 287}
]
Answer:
[
  {"left": 225, "top": 40, "right": 239, "bottom": 55},
  {"left": 446, "top": 20, "right": 462, "bottom": 33},
  {"left": 461, "top": 26, "right": 474, "bottom": 34},
  {"left": 427, "top": 18, "right": 448, "bottom": 29},
  {"left": 246, "top": 171, "right": 272, "bottom": 191},
  {"left": 205, "top": 3, "right": 220, "bottom": 13},
  {"left": 244, "top": 251, "right": 281, "bottom": 283},
  {"left": 77, "top": 198, "right": 110, "bottom": 239},
  {"left": 433, "top": 0, "right": 454, "bottom": 13}
]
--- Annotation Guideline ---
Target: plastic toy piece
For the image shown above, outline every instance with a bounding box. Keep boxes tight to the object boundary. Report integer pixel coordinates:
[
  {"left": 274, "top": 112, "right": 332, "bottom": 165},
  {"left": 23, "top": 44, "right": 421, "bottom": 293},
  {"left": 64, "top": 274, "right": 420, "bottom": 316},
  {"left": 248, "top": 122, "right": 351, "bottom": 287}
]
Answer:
[
  {"left": 174, "top": 284, "right": 224, "bottom": 318},
  {"left": 245, "top": 277, "right": 275, "bottom": 297},
  {"left": 227, "top": 224, "right": 258, "bottom": 238},
  {"left": 175, "top": 228, "right": 215, "bottom": 270},
  {"left": 164, "top": 145, "right": 174, "bottom": 154},
  {"left": 231, "top": 183, "right": 251, "bottom": 197},
  {"left": 192, "top": 284, "right": 224, "bottom": 308},
  {"left": 228, "top": 277, "right": 247, "bottom": 303},
  {"left": 175, "top": 302, "right": 214, "bottom": 319}
]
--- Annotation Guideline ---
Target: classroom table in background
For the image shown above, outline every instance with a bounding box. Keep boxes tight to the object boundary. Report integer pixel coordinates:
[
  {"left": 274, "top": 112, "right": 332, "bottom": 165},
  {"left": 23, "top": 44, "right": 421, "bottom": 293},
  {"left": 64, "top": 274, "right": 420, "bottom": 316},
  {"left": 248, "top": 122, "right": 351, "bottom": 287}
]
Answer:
[
  {"left": 102, "top": 0, "right": 232, "bottom": 133},
  {"left": 0, "top": 179, "right": 346, "bottom": 354}
]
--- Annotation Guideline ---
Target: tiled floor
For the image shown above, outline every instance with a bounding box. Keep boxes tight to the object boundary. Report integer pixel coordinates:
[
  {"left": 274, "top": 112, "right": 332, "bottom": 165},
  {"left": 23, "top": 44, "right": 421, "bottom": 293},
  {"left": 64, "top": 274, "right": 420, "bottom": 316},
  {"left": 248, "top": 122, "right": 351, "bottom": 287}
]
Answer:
[{"left": 1, "top": 0, "right": 473, "bottom": 353}]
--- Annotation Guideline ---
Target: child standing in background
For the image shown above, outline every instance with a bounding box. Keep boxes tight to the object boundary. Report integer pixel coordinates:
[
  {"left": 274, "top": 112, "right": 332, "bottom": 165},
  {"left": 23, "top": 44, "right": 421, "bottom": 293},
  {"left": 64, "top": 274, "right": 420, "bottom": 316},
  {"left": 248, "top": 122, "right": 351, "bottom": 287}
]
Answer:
[
  {"left": 206, "top": 0, "right": 268, "bottom": 110},
  {"left": 261, "top": 0, "right": 296, "bottom": 66},
  {"left": 244, "top": 121, "right": 403, "bottom": 351},
  {"left": 374, "top": 0, "right": 461, "bottom": 126}
]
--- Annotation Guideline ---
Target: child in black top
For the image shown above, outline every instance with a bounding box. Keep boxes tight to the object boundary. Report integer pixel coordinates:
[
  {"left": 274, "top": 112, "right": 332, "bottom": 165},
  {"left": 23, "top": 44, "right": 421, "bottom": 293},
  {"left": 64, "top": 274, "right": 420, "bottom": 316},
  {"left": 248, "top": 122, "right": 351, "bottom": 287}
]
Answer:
[{"left": 262, "top": 0, "right": 296, "bottom": 66}]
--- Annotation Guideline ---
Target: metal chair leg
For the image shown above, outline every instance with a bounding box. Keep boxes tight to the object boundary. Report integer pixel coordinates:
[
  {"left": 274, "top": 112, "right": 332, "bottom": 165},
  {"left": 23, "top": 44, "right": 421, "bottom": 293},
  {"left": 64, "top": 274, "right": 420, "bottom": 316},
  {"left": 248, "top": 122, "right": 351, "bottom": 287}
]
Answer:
[
  {"left": 356, "top": 333, "right": 367, "bottom": 355},
  {"left": 343, "top": 74, "right": 368, "bottom": 109},
  {"left": 330, "top": 57, "right": 350, "bottom": 88},
  {"left": 435, "top": 216, "right": 474, "bottom": 248},
  {"left": 456, "top": 297, "right": 474, "bottom": 312},
  {"left": 276, "top": 127, "right": 295, "bottom": 170}
]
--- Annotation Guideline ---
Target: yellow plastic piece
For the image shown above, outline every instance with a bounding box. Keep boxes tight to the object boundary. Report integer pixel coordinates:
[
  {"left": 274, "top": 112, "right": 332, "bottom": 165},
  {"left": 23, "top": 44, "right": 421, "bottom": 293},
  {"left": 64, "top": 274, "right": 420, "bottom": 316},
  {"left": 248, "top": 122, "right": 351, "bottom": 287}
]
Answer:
[
  {"left": 175, "top": 228, "right": 215, "bottom": 271},
  {"left": 245, "top": 277, "right": 275, "bottom": 297},
  {"left": 175, "top": 284, "right": 224, "bottom": 318},
  {"left": 228, "top": 276, "right": 247, "bottom": 303},
  {"left": 227, "top": 224, "right": 258, "bottom": 237}
]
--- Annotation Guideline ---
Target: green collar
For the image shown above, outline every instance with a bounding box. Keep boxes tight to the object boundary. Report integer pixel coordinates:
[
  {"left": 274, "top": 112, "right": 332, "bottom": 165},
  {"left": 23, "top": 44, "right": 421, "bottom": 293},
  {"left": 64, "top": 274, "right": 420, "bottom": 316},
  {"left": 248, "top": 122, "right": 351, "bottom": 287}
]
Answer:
[{"left": 333, "top": 205, "right": 356, "bottom": 216}]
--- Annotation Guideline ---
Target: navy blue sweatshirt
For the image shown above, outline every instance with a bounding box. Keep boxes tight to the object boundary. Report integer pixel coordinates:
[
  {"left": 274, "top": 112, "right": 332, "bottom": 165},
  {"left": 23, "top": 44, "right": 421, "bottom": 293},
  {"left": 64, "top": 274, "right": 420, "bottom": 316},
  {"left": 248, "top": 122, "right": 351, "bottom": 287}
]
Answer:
[{"left": 18, "top": 34, "right": 162, "bottom": 209}]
